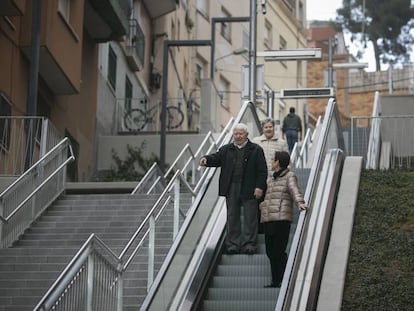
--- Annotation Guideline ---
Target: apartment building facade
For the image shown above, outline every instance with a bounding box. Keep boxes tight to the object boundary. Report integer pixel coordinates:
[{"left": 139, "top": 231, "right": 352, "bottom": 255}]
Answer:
[{"left": 1, "top": 0, "right": 308, "bottom": 180}]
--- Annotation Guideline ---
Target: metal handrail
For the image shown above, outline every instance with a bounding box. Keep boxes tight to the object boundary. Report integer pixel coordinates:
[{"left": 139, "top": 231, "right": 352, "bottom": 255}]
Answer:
[
  {"left": 0, "top": 137, "right": 74, "bottom": 248},
  {"left": 119, "top": 169, "right": 181, "bottom": 259},
  {"left": 130, "top": 162, "right": 158, "bottom": 194},
  {"left": 140, "top": 101, "right": 265, "bottom": 309},
  {"left": 365, "top": 91, "right": 381, "bottom": 169},
  {"left": 34, "top": 101, "right": 262, "bottom": 310},
  {"left": 34, "top": 233, "right": 121, "bottom": 311},
  {"left": 276, "top": 97, "right": 345, "bottom": 310},
  {"left": 0, "top": 157, "right": 74, "bottom": 223},
  {"left": 0, "top": 137, "right": 72, "bottom": 200},
  {"left": 131, "top": 117, "right": 235, "bottom": 196}
]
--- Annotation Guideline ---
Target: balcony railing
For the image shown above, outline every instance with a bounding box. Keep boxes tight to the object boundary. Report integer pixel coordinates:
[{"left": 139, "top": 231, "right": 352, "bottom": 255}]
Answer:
[
  {"left": 125, "top": 19, "right": 145, "bottom": 71},
  {"left": 116, "top": 97, "right": 198, "bottom": 133}
]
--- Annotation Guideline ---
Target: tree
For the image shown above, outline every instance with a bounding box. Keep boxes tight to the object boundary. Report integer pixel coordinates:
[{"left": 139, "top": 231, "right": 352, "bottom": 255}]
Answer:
[{"left": 335, "top": 0, "right": 414, "bottom": 71}]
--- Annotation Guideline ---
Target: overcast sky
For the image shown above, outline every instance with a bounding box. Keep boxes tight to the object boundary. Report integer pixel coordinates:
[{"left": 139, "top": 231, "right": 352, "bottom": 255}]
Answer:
[
  {"left": 306, "top": 0, "right": 342, "bottom": 21},
  {"left": 306, "top": 0, "right": 377, "bottom": 71}
]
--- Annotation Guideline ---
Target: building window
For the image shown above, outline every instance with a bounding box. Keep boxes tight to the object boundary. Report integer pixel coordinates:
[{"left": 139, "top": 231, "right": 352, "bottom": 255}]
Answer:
[
  {"left": 125, "top": 75, "right": 133, "bottom": 112},
  {"left": 264, "top": 20, "right": 273, "bottom": 49},
  {"left": 279, "top": 35, "right": 287, "bottom": 67},
  {"left": 58, "top": 0, "right": 70, "bottom": 21},
  {"left": 129, "top": 19, "right": 145, "bottom": 67},
  {"left": 108, "top": 45, "right": 117, "bottom": 90},
  {"left": 197, "top": 0, "right": 209, "bottom": 18},
  {"left": 220, "top": 7, "right": 231, "bottom": 43},
  {"left": 242, "top": 30, "right": 249, "bottom": 52},
  {"left": 0, "top": 94, "right": 11, "bottom": 151},
  {"left": 195, "top": 58, "right": 206, "bottom": 86}
]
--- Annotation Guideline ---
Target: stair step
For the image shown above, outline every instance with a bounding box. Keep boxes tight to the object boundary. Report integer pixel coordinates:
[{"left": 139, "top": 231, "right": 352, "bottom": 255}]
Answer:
[
  {"left": 0, "top": 254, "right": 71, "bottom": 264},
  {"left": 0, "top": 189, "right": 182, "bottom": 311},
  {"left": 44, "top": 210, "right": 152, "bottom": 216},
  {"left": 37, "top": 215, "right": 150, "bottom": 222},
  {"left": 0, "top": 278, "right": 54, "bottom": 288},
  {"left": 0, "top": 295, "right": 42, "bottom": 308},
  {"left": 0, "top": 287, "right": 46, "bottom": 297},
  {"left": 0, "top": 262, "right": 66, "bottom": 272},
  {"left": 0, "top": 271, "right": 61, "bottom": 280}
]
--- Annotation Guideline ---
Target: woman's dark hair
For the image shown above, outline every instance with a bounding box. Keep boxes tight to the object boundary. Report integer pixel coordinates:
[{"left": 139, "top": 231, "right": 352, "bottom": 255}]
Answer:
[{"left": 274, "top": 151, "right": 290, "bottom": 169}]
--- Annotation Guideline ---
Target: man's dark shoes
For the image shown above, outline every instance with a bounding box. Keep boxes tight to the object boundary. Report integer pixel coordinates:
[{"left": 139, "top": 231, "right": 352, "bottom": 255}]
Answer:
[
  {"left": 264, "top": 282, "right": 281, "bottom": 288},
  {"left": 226, "top": 247, "right": 239, "bottom": 255},
  {"left": 242, "top": 246, "right": 256, "bottom": 255}
]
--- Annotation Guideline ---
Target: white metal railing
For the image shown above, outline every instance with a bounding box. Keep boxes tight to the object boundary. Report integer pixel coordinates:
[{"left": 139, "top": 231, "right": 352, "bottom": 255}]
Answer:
[
  {"left": 288, "top": 149, "right": 344, "bottom": 310},
  {"left": 34, "top": 101, "right": 262, "bottom": 311},
  {"left": 365, "top": 91, "right": 381, "bottom": 169},
  {"left": 0, "top": 137, "right": 74, "bottom": 248},
  {"left": 290, "top": 116, "right": 322, "bottom": 169},
  {"left": 141, "top": 100, "right": 265, "bottom": 309},
  {"left": 351, "top": 114, "right": 414, "bottom": 170},
  {"left": 34, "top": 99, "right": 321, "bottom": 310},
  {"left": 276, "top": 97, "right": 346, "bottom": 310},
  {"left": 0, "top": 117, "right": 62, "bottom": 176}
]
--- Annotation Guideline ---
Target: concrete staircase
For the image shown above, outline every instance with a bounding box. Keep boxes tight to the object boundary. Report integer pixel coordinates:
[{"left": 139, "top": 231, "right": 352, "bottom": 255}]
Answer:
[{"left": 0, "top": 193, "right": 177, "bottom": 311}]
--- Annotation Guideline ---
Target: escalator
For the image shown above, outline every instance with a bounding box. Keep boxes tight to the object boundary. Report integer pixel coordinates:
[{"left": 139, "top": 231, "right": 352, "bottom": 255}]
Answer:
[{"left": 141, "top": 98, "right": 351, "bottom": 311}]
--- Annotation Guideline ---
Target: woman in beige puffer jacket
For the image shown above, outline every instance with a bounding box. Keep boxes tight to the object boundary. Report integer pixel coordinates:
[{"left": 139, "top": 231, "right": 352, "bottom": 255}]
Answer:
[{"left": 259, "top": 151, "right": 307, "bottom": 288}]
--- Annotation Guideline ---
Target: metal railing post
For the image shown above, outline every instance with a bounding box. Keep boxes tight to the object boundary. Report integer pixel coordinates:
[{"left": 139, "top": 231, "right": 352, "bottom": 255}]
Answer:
[
  {"left": 173, "top": 178, "right": 180, "bottom": 239},
  {"left": 87, "top": 253, "right": 94, "bottom": 311},
  {"left": 117, "top": 274, "right": 123, "bottom": 311},
  {"left": 147, "top": 215, "right": 155, "bottom": 290}
]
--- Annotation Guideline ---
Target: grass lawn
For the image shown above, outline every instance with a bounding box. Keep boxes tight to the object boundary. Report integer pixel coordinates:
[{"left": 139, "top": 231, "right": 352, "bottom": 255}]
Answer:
[{"left": 342, "top": 170, "right": 414, "bottom": 310}]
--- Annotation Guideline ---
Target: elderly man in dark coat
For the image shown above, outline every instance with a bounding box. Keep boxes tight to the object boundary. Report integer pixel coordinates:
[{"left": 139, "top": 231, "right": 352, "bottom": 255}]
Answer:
[{"left": 199, "top": 123, "right": 267, "bottom": 254}]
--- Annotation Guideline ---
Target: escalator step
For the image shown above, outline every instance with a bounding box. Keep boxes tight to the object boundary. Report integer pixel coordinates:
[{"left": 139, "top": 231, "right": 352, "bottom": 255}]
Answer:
[
  {"left": 210, "top": 276, "right": 271, "bottom": 288},
  {"left": 206, "top": 287, "right": 278, "bottom": 301},
  {"left": 203, "top": 300, "right": 276, "bottom": 311},
  {"left": 215, "top": 264, "right": 271, "bottom": 276}
]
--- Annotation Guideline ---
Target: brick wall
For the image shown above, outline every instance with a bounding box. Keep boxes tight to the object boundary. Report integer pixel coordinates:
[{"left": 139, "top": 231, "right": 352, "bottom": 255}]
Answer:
[{"left": 307, "top": 59, "right": 412, "bottom": 128}]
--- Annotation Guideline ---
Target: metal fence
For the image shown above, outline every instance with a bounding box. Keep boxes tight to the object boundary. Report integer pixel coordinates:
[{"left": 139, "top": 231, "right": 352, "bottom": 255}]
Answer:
[
  {"left": 350, "top": 115, "right": 414, "bottom": 170},
  {"left": 116, "top": 97, "right": 199, "bottom": 133},
  {"left": 0, "top": 117, "right": 62, "bottom": 176},
  {"left": 0, "top": 138, "right": 74, "bottom": 248},
  {"left": 33, "top": 101, "right": 261, "bottom": 311}
]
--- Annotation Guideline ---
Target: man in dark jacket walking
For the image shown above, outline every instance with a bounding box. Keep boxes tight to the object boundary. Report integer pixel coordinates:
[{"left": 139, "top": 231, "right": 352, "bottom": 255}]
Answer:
[
  {"left": 282, "top": 107, "right": 303, "bottom": 153},
  {"left": 199, "top": 123, "right": 267, "bottom": 254}
]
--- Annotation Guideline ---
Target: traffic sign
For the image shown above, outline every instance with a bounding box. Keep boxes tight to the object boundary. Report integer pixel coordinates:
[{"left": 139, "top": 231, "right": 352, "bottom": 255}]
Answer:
[{"left": 280, "top": 87, "right": 334, "bottom": 99}]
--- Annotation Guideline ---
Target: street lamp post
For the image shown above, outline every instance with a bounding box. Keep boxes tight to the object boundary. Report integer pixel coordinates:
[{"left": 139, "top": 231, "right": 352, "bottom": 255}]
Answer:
[
  {"left": 213, "top": 48, "right": 248, "bottom": 73},
  {"left": 249, "top": 0, "right": 257, "bottom": 104},
  {"left": 210, "top": 16, "right": 250, "bottom": 80},
  {"left": 160, "top": 40, "right": 211, "bottom": 172}
]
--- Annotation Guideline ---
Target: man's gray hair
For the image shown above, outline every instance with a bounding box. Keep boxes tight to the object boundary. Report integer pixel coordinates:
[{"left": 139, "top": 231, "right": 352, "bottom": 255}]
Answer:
[
  {"left": 261, "top": 117, "right": 275, "bottom": 127},
  {"left": 233, "top": 123, "right": 249, "bottom": 133}
]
